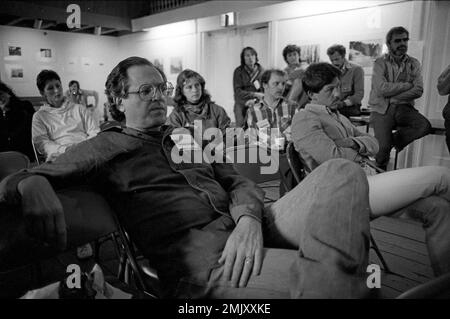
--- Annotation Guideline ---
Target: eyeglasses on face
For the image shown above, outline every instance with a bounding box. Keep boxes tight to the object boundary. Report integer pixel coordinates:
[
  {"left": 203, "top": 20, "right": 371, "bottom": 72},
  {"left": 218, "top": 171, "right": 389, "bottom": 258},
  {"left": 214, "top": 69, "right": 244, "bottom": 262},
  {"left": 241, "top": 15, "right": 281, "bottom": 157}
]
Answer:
[{"left": 128, "top": 82, "right": 174, "bottom": 101}]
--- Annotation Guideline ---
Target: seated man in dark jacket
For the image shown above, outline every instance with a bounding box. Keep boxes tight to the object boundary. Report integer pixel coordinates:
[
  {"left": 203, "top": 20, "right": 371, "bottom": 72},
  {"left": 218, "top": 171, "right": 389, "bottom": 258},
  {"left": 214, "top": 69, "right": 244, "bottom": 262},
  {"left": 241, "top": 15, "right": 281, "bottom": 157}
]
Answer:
[{"left": 0, "top": 56, "right": 378, "bottom": 298}]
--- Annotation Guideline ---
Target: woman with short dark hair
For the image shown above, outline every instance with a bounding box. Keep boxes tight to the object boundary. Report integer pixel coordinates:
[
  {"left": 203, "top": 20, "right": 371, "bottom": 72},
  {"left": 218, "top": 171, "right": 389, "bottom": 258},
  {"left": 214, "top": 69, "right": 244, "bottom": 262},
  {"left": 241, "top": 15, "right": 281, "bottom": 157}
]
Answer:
[
  {"left": 0, "top": 81, "right": 35, "bottom": 160},
  {"left": 33, "top": 70, "right": 99, "bottom": 162},
  {"left": 167, "top": 69, "right": 230, "bottom": 135}
]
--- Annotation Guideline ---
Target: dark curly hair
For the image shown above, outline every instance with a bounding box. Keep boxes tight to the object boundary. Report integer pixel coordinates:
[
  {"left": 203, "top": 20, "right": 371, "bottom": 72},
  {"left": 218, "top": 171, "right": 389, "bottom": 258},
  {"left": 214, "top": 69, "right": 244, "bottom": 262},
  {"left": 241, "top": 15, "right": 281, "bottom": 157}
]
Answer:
[
  {"left": 386, "top": 26, "right": 409, "bottom": 45},
  {"left": 282, "top": 44, "right": 301, "bottom": 64},
  {"left": 302, "top": 62, "right": 341, "bottom": 94},
  {"left": 240, "top": 47, "right": 259, "bottom": 67},
  {"left": 326, "top": 44, "right": 346, "bottom": 57},
  {"left": 104, "top": 56, "right": 166, "bottom": 122},
  {"left": 173, "top": 69, "right": 211, "bottom": 110}
]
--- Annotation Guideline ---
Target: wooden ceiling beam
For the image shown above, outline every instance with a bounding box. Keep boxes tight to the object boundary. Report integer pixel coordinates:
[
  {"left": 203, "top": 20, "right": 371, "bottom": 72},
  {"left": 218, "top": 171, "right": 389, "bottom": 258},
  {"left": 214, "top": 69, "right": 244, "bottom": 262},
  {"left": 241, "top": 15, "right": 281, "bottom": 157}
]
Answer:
[
  {"left": 6, "top": 17, "right": 28, "bottom": 26},
  {"left": 2, "top": 1, "right": 131, "bottom": 31},
  {"left": 71, "top": 25, "right": 94, "bottom": 32},
  {"left": 101, "top": 28, "right": 118, "bottom": 35}
]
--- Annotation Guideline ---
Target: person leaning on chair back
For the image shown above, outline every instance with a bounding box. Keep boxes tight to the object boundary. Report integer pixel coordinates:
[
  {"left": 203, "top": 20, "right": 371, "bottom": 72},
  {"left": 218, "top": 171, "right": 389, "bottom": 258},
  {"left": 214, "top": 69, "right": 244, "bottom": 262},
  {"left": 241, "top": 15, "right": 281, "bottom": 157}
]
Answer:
[
  {"left": 368, "top": 26, "right": 431, "bottom": 170},
  {"left": 0, "top": 81, "right": 35, "bottom": 161},
  {"left": 233, "top": 47, "right": 264, "bottom": 127},
  {"left": 438, "top": 64, "right": 450, "bottom": 153}
]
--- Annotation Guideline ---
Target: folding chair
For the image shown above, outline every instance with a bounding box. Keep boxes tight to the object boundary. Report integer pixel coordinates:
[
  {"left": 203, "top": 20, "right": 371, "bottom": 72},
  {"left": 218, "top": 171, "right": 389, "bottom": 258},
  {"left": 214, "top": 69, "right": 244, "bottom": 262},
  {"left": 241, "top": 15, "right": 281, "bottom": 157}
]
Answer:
[
  {"left": 0, "top": 152, "right": 158, "bottom": 298},
  {"left": 284, "top": 142, "right": 392, "bottom": 273},
  {"left": 31, "top": 139, "right": 46, "bottom": 165}
]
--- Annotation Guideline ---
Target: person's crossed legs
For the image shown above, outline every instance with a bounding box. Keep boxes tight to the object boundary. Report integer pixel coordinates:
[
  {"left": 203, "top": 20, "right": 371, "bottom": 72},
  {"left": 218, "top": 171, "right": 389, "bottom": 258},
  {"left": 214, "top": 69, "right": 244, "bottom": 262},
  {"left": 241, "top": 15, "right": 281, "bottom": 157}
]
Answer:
[{"left": 174, "top": 159, "right": 372, "bottom": 298}]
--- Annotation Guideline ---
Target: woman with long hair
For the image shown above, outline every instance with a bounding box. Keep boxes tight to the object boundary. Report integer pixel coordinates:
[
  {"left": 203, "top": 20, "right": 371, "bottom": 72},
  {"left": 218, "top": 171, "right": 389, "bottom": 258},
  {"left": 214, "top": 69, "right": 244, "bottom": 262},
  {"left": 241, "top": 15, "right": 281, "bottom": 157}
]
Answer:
[
  {"left": 167, "top": 69, "right": 230, "bottom": 135},
  {"left": 233, "top": 47, "right": 264, "bottom": 127}
]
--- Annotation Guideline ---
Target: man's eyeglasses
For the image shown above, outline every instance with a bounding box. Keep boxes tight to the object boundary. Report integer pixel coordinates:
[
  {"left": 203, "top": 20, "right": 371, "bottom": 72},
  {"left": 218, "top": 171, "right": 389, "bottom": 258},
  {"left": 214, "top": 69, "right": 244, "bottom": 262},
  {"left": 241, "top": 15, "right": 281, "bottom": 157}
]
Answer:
[{"left": 128, "top": 82, "right": 174, "bottom": 101}]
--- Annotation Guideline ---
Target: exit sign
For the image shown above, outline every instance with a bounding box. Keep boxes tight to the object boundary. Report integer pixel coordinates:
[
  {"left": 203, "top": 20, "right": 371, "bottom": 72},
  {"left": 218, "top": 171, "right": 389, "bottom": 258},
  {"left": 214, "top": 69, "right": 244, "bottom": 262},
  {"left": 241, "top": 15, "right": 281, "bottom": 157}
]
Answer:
[{"left": 220, "top": 12, "right": 236, "bottom": 27}]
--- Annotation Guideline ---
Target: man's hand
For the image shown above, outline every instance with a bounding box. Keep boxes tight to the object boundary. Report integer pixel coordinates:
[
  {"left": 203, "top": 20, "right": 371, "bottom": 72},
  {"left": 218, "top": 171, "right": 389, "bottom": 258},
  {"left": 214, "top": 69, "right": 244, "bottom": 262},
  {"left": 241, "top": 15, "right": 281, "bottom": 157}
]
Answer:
[
  {"left": 218, "top": 216, "right": 263, "bottom": 288},
  {"left": 17, "top": 175, "right": 67, "bottom": 251}
]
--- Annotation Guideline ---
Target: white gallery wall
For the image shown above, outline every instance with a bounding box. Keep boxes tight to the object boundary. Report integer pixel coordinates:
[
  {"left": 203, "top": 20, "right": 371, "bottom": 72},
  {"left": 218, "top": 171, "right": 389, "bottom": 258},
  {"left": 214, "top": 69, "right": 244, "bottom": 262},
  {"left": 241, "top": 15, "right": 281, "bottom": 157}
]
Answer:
[{"left": 0, "top": 25, "right": 119, "bottom": 114}]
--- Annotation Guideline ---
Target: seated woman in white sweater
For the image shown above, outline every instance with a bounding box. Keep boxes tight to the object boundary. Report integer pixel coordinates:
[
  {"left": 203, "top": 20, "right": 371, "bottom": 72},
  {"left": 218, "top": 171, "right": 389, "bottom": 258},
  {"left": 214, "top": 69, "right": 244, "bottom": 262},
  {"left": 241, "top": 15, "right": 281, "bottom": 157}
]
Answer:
[{"left": 32, "top": 70, "right": 99, "bottom": 162}]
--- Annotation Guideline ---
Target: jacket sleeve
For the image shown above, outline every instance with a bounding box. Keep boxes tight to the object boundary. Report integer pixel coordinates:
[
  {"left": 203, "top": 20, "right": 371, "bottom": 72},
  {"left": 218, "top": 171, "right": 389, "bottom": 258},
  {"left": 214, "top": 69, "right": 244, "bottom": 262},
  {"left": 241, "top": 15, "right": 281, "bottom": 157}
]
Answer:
[
  {"left": 347, "top": 66, "right": 364, "bottom": 106},
  {"left": 348, "top": 122, "right": 379, "bottom": 157},
  {"left": 371, "top": 58, "right": 412, "bottom": 97},
  {"left": 0, "top": 137, "right": 110, "bottom": 206},
  {"left": 233, "top": 67, "right": 256, "bottom": 101},
  {"left": 437, "top": 64, "right": 450, "bottom": 96},
  {"left": 32, "top": 112, "right": 64, "bottom": 159},
  {"left": 212, "top": 162, "right": 265, "bottom": 224},
  {"left": 292, "top": 112, "right": 363, "bottom": 167},
  {"left": 391, "top": 59, "right": 424, "bottom": 101},
  {"left": 288, "top": 76, "right": 305, "bottom": 103}
]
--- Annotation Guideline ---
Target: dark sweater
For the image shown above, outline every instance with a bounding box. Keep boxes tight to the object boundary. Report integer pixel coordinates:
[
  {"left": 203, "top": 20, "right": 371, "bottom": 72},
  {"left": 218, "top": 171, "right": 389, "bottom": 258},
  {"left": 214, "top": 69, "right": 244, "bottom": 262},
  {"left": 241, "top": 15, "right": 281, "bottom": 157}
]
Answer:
[{"left": 0, "top": 99, "right": 35, "bottom": 161}]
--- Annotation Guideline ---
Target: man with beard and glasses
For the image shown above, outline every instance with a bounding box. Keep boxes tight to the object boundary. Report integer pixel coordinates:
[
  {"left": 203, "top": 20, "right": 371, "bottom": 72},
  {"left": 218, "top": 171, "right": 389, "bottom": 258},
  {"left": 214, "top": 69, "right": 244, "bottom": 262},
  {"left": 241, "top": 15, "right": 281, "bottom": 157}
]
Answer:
[{"left": 368, "top": 26, "right": 431, "bottom": 171}]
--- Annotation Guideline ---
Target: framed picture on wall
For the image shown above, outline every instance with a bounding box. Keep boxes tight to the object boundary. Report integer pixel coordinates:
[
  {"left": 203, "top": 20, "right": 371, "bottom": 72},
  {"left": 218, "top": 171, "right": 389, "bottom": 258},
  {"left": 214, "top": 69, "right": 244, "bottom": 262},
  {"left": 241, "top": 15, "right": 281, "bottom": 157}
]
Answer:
[
  {"left": 5, "top": 64, "right": 25, "bottom": 81},
  {"left": 349, "top": 40, "right": 385, "bottom": 75},
  {"left": 170, "top": 57, "right": 183, "bottom": 75},
  {"left": 36, "top": 48, "right": 55, "bottom": 62},
  {"left": 300, "top": 44, "right": 320, "bottom": 64},
  {"left": 4, "top": 44, "right": 23, "bottom": 61}
]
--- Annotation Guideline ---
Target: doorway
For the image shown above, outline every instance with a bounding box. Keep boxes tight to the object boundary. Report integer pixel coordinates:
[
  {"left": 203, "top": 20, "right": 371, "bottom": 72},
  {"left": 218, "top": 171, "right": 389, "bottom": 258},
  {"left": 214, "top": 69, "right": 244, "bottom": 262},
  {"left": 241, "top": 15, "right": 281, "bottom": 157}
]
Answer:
[{"left": 203, "top": 24, "right": 269, "bottom": 123}]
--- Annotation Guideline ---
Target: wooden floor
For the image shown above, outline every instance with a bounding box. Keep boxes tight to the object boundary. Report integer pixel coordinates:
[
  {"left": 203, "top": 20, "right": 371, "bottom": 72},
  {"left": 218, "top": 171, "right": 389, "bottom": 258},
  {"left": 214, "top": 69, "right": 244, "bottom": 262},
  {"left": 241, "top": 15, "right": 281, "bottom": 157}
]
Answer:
[{"left": 259, "top": 179, "right": 434, "bottom": 299}]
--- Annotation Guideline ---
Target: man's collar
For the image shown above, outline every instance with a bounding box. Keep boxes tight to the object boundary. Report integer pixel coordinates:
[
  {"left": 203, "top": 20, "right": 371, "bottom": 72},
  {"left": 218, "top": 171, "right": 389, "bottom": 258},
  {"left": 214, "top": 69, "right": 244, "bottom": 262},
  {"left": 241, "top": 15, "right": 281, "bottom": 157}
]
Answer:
[
  {"left": 387, "top": 52, "right": 409, "bottom": 64},
  {"left": 258, "top": 96, "right": 284, "bottom": 110},
  {"left": 40, "top": 98, "right": 70, "bottom": 112},
  {"left": 305, "top": 103, "right": 340, "bottom": 115}
]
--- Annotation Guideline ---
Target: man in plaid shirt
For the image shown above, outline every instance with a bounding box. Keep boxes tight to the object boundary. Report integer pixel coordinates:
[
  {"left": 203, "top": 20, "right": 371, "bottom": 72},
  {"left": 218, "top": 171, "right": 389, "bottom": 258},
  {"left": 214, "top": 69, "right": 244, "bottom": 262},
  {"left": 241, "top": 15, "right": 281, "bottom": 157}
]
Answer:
[{"left": 245, "top": 69, "right": 299, "bottom": 145}]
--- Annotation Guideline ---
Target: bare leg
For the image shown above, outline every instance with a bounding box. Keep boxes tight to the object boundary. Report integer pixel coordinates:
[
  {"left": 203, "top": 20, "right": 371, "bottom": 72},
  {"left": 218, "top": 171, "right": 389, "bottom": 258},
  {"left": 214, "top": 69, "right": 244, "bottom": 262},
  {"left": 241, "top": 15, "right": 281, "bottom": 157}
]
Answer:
[{"left": 368, "top": 166, "right": 450, "bottom": 218}]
